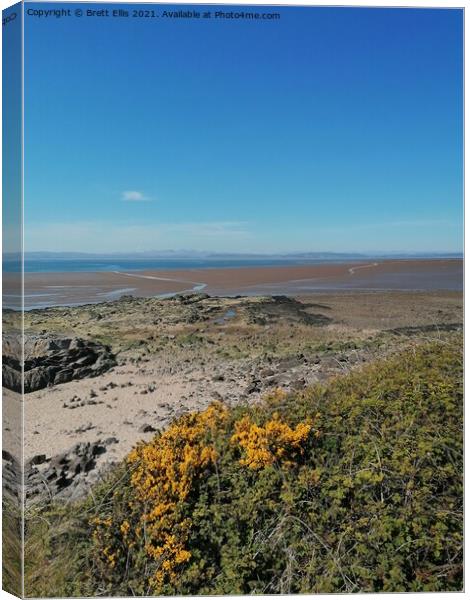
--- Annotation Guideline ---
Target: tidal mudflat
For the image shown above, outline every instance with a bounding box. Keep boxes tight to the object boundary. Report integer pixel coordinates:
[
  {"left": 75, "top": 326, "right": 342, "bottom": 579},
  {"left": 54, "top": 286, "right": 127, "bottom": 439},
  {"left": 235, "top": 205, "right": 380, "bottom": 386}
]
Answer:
[{"left": 11, "top": 258, "right": 463, "bottom": 309}]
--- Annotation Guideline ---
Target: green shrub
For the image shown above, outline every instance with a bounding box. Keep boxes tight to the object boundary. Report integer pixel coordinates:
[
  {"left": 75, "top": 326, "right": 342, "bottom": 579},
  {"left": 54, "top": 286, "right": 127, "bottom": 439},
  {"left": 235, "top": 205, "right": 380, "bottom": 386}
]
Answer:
[{"left": 25, "top": 337, "right": 463, "bottom": 595}]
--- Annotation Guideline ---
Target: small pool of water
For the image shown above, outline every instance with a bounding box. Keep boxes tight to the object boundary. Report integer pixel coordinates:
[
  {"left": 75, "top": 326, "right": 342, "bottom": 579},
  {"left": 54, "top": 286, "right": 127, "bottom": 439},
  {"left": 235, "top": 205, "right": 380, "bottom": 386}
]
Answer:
[{"left": 214, "top": 309, "right": 237, "bottom": 324}]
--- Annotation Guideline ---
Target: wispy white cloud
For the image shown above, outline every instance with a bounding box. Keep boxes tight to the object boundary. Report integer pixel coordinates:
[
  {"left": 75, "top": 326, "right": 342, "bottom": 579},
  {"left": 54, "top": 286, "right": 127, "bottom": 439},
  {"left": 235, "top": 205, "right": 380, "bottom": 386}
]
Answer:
[
  {"left": 164, "top": 221, "right": 249, "bottom": 238},
  {"left": 122, "top": 190, "right": 150, "bottom": 202},
  {"left": 24, "top": 221, "right": 252, "bottom": 253},
  {"left": 320, "top": 218, "right": 459, "bottom": 234},
  {"left": 23, "top": 218, "right": 461, "bottom": 255}
]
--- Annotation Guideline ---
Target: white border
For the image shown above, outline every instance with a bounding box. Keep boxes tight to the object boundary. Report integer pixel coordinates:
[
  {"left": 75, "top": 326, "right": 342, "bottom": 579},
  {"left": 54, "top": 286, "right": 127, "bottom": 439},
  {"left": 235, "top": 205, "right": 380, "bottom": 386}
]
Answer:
[{"left": 0, "top": 2, "right": 465, "bottom": 600}]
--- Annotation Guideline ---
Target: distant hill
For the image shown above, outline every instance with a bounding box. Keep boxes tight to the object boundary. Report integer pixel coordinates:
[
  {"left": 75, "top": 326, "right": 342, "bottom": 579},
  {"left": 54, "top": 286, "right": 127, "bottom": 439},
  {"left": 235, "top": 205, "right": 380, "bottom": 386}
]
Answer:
[{"left": 7, "top": 250, "right": 464, "bottom": 261}]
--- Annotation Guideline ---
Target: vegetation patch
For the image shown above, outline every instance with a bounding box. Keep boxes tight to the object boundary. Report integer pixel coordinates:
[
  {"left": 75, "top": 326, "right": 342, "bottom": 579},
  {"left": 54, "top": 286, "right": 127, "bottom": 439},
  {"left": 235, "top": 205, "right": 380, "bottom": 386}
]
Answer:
[
  {"left": 25, "top": 337, "right": 463, "bottom": 596},
  {"left": 2, "top": 498, "right": 22, "bottom": 597}
]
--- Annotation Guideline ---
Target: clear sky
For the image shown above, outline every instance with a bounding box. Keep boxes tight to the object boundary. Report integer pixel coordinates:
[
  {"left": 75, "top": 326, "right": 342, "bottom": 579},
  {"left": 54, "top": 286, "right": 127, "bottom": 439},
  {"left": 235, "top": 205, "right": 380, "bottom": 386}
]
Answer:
[{"left": 23, "top": 3, "right": 463, "bottom": 254}]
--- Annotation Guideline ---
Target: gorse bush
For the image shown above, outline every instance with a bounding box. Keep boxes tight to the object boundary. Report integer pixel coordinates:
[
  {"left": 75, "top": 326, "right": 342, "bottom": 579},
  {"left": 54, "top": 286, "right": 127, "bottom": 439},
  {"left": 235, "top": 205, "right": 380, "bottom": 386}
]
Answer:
[
  {"left": 88, "top": 399, "right": 315, "bottom": 593},
  {"left": 25, "top": 338, "right": 463, "bottom": 596},
  {"left": 92, "top": 403, "right": 228, "bottom": 589},
  {"left": 231, "top": 407, "right": 315, "bottom": 469}
]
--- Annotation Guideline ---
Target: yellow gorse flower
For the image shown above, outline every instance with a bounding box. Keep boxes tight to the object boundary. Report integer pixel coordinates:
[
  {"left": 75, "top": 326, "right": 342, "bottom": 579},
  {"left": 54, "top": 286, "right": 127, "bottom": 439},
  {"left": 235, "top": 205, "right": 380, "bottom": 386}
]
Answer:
[
  {"left": 126, "top": 402, "right": 228, "bottom": 587},
  {"left": 231, "top": 412, "right": 312, "bottom": 469},
  {"left": 120, "top": 520, "right": 130, "bottom": 538},
  {"left": 90, "top": 401, "right": 316, "bottom": 591}
]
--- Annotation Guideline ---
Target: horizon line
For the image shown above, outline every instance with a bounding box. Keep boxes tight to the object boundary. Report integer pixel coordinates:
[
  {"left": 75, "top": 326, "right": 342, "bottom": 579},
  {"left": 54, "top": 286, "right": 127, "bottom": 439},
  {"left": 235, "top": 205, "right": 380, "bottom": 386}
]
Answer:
[{"left": 4, "top": 250, "right": 464, "bottom": 258}]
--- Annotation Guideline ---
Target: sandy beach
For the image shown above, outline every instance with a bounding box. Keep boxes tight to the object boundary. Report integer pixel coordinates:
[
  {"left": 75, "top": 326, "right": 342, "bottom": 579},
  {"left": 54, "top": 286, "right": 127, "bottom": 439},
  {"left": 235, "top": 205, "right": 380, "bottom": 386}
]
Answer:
[
  {"left": 14, "top": 258, "right": 463, "bottom": 309},
  {"left": 2, "top": 287, "right": 461, "bottom": 502},
  {"left": 3, "top": 259, "right": 464, "bottom": 504},
  {"left": 22, "top": 288, "right": 462, "bottom": 463}
]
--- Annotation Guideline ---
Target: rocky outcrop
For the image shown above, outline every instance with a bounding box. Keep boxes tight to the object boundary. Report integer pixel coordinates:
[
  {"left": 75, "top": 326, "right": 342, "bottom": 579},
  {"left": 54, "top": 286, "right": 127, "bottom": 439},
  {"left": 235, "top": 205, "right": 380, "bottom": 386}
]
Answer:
[
  {"left": 246, "top": 296, "right": 333, "bottom": 326},
  {"left": 2, "top": 450, "right": 22, "bottom": 501},
  {"left": 3, "top": 334, "right": 117, "bottom": 393},
  {"left": 25, "top": 438, "right": 119, "bottom": 502}
]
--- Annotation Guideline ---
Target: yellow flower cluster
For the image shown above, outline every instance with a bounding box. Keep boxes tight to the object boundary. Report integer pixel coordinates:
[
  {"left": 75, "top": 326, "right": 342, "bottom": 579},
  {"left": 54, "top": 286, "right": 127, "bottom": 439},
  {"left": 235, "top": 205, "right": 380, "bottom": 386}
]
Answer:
[
  {"left": 126, "top": 402, "right": 228, "bottom": 587},
  {"left": 231, "top": 412, "right": 312, "bottom": 469},
  {"left": 91, "top": 517, "right": 120, "bottom": 568},
  {"left": 120, "top": 520, "right": 130, "bottom": 539},
  {"left": 90, "top": 401, "right": 316, "bottom": 591}
]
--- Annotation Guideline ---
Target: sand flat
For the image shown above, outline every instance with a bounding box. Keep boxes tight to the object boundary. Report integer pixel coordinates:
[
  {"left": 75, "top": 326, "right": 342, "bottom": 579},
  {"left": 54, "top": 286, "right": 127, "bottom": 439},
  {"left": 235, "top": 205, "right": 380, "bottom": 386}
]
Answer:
[{"left": 18, "top": 259, "right": 463, "bottom": 309}]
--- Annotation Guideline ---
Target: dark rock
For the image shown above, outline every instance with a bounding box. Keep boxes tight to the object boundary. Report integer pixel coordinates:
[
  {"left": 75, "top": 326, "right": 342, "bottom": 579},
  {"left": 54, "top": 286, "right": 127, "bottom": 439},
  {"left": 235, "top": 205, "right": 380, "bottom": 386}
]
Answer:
[
  {"left": 2, "top": 450, "right": 15, "bottom": 462},
  {"left": 2, "top": 364, "right": 23, "bottom": 392},
  {"left": 26, "top": 368, "right": 52, "bottom": 392},
  {"left": 75, "top": 355, "right": 95, "bottom": 367},
  {"left": 73, "top": 367, "right": 92, "bottom": 379},
  {"left": 74, "top": 422, "right": 95, "bottom": 434},
  {"left": 3, "top": 334, "right": 117, "bottom": 393},
  {"left": 27, "top": 454, "right": 47, "bottom": 467},
  {"left": 245, "top": 380, "right": 260, "bottom": 394},
  {"left": 104, "top": 437, "right": 119, "bottom": 445},
  {"left": 27, "top": 439, "right": 111, "bottom": 500},
  {"left": 2, "top": 450, "right": 22, "bottom": 500},
  {"left": 175, "top": 292, "right": 210, "bottom": 305},
  {"left": 138, "top": 424, "right": 157, "bottom": 433},
  {"left": 68, "top": 457, "right": 84, "bottom": 476},
  {"left": 260, "top": 368, "right": 275, "bottom": 378},
  {"left": 54, "top": 369, "right": 74, "bottom": 385}
]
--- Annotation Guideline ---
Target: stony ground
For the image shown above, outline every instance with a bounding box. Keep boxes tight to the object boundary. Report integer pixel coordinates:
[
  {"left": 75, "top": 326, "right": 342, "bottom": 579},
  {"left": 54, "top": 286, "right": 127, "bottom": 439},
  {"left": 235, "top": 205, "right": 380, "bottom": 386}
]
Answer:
[{"left": 2, "top": 290, "right": 462, "bottom": 503}]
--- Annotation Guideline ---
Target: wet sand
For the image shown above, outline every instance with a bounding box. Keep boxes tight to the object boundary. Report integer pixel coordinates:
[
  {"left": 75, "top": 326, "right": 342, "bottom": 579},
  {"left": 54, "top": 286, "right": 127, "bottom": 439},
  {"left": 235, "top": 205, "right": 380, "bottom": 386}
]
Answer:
[{"left": 12, "top": 258, "right": 463, "bottom": 309}]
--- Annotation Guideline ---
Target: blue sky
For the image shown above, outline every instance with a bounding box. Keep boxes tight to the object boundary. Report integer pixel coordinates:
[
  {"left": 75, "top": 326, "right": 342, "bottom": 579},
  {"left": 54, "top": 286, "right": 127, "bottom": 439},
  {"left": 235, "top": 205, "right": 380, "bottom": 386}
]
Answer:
[{"left": 23, "top": 4, "right": 463, "bottom": 254}]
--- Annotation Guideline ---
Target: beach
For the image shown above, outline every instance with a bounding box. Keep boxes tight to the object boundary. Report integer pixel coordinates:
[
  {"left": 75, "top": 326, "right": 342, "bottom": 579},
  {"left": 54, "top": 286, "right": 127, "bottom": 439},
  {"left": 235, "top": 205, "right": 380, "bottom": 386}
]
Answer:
[
  {"left": 2, "top": 256, "right": 462, "bottom": 496},
  {"left": 11, "top": 258, "right": 463, "bottom": 310},
  {"left": 5, "top": 266, "right": 463, "bottom": 594},
  {"left": 2, "top": 286, "right": 461, "bottom": 502},
  {"left": 3, "top": 257, "right": 464, "bottom": 588}
]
